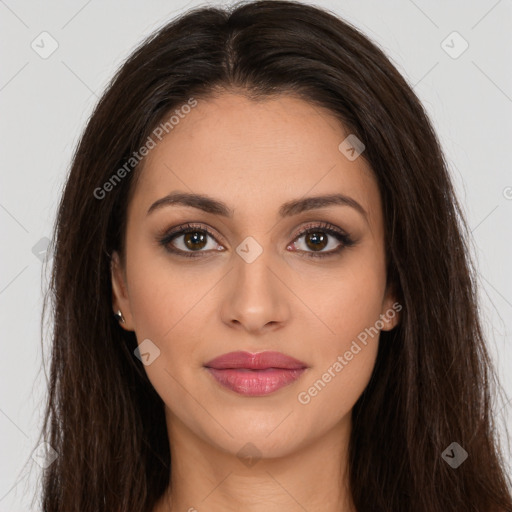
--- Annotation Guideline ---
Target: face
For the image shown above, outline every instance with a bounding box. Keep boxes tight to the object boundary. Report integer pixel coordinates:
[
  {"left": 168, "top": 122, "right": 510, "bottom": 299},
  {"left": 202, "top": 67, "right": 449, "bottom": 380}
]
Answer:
[{"left": 111, "top": 92, "right": 400, "bottom": 459}]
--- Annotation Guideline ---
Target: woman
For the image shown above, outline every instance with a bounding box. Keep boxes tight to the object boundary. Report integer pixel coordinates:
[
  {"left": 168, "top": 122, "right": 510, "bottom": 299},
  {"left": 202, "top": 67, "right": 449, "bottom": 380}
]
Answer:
[{"left": 37, "top": 1, "right": 512, "bottom": 510}]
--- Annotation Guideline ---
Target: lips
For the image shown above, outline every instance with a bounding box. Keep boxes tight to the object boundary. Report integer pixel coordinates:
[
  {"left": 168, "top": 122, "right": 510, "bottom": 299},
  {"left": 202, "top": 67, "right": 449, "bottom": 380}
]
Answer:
[
  {"left": 204, "top": 351, "right": 308, "bottom": 396},
  {"left": 205, "top": 351, "right": 307, "bottom": 370}
]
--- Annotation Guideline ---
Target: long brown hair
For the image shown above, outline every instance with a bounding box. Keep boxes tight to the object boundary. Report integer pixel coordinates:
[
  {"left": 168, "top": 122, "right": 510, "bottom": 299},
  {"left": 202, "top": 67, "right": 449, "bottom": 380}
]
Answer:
[{"left": 34, "top": 1, "right": 512, "bottom": 510}]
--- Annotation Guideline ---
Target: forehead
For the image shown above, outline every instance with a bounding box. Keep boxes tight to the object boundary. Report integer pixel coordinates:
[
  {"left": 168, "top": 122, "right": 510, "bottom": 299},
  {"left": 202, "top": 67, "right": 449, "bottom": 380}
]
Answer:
[{"left": 129, "top": 93, "right": 380, "bottom": 226}]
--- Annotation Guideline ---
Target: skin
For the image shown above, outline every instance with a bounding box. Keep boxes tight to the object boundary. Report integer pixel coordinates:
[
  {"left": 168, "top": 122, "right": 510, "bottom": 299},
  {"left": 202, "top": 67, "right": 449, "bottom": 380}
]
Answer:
[{"left": 111, "top": 92, "right": 400, "bottom": 512}]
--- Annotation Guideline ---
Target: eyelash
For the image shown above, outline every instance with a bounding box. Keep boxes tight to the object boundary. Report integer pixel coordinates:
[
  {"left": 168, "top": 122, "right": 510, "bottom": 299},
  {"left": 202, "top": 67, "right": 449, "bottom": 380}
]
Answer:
[{"left": 157, "top": 221, "right": 355, "bottom": 259}]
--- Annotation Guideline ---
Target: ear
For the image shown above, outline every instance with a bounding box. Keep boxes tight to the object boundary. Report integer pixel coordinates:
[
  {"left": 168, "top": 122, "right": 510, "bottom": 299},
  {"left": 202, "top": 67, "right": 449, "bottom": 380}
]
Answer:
[
  {"left": 111, "top": 251, "right": 135, "bottom": 331},
  {"left": 379, "top": 281, "right": 402, "bottom": 331}
]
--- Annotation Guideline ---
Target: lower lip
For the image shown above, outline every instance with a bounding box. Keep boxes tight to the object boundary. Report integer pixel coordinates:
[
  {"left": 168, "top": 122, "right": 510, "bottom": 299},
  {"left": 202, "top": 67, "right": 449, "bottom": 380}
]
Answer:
[{"left": 206, "top": 367, "right": 306, "bottom": 396}]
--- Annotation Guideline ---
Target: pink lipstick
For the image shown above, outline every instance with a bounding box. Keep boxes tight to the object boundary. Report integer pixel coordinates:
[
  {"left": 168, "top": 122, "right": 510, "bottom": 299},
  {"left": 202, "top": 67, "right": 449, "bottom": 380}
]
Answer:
[{"left": 204, "top": 351, "right": 308, "bottom": 396}]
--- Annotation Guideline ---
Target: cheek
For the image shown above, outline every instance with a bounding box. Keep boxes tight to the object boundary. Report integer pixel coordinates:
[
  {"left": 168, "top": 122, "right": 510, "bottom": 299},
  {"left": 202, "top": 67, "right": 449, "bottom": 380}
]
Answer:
[
  {"left": 293, "top": 250, "right": 385, "bottom": 412},
  {"left": 124, "top": 252, "right": 207, "bottom": 417},
  {"left": 303, "top": 249, "right": 387, "bottom": 350},
  {"left": 125, "top": 244, "right": 224, "bottom": 390},
  {"left": 126, "top": 240, "right": 206, "bottom": 340},
  {"left": 295, "top": 337, "right": 378, "bottom": 434}
]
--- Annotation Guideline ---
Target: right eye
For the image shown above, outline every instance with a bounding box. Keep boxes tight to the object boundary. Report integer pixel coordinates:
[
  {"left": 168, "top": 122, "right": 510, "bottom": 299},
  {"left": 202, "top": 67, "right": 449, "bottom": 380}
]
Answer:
[{"left": 158, "top": 223, "right": 225, "bottom": 258}]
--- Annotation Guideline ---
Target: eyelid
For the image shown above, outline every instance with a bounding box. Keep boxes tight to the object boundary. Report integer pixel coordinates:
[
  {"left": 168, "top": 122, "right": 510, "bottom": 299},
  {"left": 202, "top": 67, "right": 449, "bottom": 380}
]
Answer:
[
  {"left": 289, "top": 221, "right": 350, "bottom": 242},
  {"left": 160, "top": 222, "right": 223, "bottom": 243}
]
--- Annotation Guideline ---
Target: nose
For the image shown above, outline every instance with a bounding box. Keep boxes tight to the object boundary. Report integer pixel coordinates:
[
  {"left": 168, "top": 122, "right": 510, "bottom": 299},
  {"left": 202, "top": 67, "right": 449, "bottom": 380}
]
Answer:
[{"left": 219, "top": 247, "right": 290, "bottom": 335}]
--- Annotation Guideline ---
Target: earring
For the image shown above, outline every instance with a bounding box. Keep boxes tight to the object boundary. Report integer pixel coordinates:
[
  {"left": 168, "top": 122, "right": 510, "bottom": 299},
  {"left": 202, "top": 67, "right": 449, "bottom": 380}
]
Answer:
[{"left": 114, "top": 310, "right": 125, "bottom": 323}]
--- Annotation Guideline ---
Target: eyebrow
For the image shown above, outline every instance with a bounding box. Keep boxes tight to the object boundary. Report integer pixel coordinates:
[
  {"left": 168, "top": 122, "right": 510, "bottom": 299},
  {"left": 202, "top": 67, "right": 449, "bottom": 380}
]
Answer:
[{"left": 147, "top": 191, "right": 368, "bottom": 222}]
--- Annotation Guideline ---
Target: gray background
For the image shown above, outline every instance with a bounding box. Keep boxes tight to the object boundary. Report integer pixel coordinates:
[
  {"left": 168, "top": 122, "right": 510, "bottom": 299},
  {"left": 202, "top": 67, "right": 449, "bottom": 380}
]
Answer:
[{"left": 1, "top": 0, "right": 511, "bottom": 509}]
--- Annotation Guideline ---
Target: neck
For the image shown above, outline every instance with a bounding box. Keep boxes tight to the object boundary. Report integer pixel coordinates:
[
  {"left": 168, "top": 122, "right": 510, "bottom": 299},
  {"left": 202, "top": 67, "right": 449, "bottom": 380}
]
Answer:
[{"left": 153, "top": 408, "right": 356, "bottom": 512}]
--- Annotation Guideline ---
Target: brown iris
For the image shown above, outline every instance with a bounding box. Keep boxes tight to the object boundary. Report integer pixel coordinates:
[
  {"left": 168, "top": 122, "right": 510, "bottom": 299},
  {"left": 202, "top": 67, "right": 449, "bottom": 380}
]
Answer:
[
  {"left": 304, "top": 231, "right": 328, "bottom": 251},
  {"left": 184, "top": 231, "right": 208, "bottom": 250}
]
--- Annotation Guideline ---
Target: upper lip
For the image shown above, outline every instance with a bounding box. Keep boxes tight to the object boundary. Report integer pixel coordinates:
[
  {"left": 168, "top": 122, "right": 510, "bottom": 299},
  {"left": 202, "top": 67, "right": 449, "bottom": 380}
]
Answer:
[{"left": 204, "top": 351, "right": 308, "bottom": 370}]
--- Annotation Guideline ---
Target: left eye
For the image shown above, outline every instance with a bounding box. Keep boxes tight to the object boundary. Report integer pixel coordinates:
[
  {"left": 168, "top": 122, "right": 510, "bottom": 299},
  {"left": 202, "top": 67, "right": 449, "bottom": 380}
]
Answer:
[
  {"left": 286, "top": 223, "right": 355, "bottom": 258},
  {"left": 159, "top": 222, "right": 354, "bottom": 258},
  {"left": 290, "top": 228, "right": 344, "bottom": 254}
]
